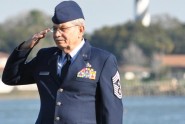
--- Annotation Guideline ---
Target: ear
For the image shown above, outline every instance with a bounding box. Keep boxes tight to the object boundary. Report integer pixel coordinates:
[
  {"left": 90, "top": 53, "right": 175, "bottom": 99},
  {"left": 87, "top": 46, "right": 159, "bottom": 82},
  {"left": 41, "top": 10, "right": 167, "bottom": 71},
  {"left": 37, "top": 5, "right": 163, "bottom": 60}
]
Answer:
[{"left": 78, "top": 25, "right": 85, "bottom": 35}]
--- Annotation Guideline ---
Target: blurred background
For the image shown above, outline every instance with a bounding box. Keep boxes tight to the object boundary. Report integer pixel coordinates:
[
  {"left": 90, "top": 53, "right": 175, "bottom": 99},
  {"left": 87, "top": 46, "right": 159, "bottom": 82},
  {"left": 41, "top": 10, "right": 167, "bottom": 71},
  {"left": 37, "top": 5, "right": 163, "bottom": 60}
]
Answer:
[{"left": 0, "top": 0, "right": 185, "bottom": 124}]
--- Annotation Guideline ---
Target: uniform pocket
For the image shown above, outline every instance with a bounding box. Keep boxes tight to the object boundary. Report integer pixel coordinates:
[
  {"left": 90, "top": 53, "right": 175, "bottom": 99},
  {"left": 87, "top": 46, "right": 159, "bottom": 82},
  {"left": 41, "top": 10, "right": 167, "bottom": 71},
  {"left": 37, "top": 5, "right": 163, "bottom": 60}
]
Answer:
[{"left": 75, "top": 77, "right": 97, "bottom": 83}]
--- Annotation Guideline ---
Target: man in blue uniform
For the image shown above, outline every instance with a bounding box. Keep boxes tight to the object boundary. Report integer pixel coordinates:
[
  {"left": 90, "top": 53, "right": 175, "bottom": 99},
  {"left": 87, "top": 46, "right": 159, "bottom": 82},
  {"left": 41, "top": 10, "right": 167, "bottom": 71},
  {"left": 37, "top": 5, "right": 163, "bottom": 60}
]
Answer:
[{"left": 2, "top": 1, "right": 123, "bottom": 124}]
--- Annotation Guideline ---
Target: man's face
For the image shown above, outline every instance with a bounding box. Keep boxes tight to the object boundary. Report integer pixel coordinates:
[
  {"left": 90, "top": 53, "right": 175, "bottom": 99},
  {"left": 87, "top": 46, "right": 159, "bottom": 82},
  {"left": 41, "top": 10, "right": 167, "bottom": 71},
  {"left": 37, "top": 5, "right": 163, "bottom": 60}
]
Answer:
[{"left": 52, "top": 21, "right": 82, "bottom": 53}]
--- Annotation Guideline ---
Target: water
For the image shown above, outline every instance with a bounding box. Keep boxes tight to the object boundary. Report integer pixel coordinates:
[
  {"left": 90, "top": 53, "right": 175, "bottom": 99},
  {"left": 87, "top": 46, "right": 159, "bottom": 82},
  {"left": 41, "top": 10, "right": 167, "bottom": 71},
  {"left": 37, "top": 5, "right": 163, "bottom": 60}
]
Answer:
[
  {"left": 0, "top": 96, "right": 185, "bottom": 124},
  {"left": 0, "top": 99, "right": 39, "bottom": 124},
  {"left": 123, "top": 96, "right": 185, "bottom": 124}
]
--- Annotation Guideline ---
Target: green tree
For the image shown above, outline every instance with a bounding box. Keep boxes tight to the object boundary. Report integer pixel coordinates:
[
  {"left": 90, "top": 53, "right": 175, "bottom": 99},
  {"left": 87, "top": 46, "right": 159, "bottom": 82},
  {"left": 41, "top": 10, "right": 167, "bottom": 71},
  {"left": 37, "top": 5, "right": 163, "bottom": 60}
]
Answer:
[{"left": 0, "top": 10, "right": 55, "bottom": 58}]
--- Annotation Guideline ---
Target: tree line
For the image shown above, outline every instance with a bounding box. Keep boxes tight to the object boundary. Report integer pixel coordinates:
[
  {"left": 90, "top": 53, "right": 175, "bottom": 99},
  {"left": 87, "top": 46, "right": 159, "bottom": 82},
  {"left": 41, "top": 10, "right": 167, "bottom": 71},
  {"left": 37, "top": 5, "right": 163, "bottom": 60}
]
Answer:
[{"left": 0, "top": 10, "right": 185, "bottom": 68}]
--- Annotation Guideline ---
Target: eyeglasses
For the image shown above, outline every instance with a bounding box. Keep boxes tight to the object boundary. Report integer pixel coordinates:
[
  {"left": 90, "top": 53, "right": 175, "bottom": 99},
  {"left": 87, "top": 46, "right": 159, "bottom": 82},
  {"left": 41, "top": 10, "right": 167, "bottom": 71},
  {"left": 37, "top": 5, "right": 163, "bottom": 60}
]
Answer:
[{"left": 50, "top": 25, "right": 79, "bottom": 33}]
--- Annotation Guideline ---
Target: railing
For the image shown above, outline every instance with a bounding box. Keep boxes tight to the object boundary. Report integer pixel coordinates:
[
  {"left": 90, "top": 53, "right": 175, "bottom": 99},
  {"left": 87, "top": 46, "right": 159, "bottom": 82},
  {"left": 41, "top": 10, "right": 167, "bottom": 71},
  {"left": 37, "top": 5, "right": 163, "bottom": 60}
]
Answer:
[{"left": 121, "top": 80, "right": 185, "bottom": 96}]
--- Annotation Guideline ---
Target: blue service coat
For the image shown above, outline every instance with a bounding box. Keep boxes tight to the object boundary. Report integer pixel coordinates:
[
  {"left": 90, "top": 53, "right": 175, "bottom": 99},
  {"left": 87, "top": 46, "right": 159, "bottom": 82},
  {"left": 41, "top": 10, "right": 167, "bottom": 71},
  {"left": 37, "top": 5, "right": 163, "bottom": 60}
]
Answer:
[{"left": 2, "top": 40, "right": 123, "bottom": 124}]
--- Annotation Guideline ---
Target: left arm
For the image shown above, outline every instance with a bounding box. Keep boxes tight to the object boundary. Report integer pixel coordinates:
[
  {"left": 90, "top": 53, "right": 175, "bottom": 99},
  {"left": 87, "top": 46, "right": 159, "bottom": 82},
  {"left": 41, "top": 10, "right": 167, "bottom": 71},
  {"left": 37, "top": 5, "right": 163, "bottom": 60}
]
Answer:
[{"left": 99, "top": 54, "right": 123, "bottom": 124}]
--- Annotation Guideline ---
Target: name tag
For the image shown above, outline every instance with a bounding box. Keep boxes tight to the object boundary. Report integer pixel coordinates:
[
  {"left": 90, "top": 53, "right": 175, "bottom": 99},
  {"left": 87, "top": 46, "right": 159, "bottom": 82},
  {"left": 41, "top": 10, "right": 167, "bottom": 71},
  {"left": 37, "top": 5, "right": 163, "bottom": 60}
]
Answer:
[{"left": 39, "top": 71, "right": 50, "bottom": 75}]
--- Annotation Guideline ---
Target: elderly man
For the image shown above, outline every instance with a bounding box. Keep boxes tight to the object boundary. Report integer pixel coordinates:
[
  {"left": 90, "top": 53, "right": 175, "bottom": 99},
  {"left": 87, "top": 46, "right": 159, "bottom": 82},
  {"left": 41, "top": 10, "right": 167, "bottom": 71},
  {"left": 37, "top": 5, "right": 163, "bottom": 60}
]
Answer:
[{"left": 2, "top": 1, "right": 123, "bottom": 124}]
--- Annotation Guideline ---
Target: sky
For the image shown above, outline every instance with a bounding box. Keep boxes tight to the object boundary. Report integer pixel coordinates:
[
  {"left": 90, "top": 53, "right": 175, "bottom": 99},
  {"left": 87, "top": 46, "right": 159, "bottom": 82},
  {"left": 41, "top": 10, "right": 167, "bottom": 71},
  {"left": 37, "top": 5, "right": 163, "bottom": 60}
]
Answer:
[{"left": 0, "top": 0, "right": 184, "bottom": 33}]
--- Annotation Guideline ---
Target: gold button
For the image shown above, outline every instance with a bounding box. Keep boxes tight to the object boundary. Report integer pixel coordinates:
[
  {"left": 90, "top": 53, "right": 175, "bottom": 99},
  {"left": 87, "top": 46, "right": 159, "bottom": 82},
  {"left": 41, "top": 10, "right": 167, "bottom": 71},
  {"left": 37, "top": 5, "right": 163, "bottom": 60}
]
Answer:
[
  {"left": 56, "top": 102, "right": 61, "bottom": 106},
  {"left": 55, "top": 116, "right": 60, "bottom": 121}
]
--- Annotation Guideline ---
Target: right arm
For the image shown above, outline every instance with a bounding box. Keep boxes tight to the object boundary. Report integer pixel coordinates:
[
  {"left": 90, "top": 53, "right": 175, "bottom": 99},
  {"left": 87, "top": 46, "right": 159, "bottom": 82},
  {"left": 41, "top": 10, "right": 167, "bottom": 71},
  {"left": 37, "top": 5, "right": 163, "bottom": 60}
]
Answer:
[
  {"left": 2, "top": 47, "right": 35, "bottom": 85},
  {"left": 2, "top": 29, "right": 50, "bottom": 85}
]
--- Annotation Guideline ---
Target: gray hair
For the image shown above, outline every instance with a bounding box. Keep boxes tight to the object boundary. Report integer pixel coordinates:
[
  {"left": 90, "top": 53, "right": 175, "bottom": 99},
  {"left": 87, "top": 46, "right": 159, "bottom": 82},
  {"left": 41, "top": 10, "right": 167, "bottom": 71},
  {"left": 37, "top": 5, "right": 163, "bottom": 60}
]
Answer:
[
  {"left": 70, "top": 18, "right": 85, "bottom": 27},
  {"left": 70, "top": 18, "right": 85, "bottom": 36}
]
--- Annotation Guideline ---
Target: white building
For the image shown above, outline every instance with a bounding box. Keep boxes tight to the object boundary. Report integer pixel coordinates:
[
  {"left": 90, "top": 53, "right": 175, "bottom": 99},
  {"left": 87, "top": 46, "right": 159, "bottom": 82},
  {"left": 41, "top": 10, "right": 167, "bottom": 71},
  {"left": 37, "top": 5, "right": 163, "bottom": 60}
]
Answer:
[
  {"left": 0, "top": 52, "right": 37, "bottom": 93},
  {"left": 0, "top": 52, "right": 9, "bottom": 72}
]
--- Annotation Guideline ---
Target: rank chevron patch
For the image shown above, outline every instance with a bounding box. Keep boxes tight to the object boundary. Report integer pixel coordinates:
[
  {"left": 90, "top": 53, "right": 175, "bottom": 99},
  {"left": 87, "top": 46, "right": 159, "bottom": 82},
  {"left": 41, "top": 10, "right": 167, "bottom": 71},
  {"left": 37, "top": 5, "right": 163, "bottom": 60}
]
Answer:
[{"left": 112, "top": 71, "right": 122, "bottom": 99}]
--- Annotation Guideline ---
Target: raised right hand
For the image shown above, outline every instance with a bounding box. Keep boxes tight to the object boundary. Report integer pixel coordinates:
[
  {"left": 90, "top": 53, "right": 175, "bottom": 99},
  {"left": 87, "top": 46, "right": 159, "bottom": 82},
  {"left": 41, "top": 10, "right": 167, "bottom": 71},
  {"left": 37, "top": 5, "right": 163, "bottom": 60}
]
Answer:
[{"left": 20, "top": 28, "right": 50, "bottom": 50}]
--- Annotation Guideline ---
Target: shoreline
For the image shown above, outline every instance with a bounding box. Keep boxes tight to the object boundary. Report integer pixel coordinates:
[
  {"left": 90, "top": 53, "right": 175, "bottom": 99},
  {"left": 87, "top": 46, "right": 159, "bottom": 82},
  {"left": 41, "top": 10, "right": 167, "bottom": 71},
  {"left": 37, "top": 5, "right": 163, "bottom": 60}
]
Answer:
[
  {"left": 0, "top": 85, "right": 185, "bottom": 99},
  {"left": 0, "top": 79, "right": 185, "bottom": 98},
  {"left": 0, "top": 90, "right": 39, "bottom": 99}
]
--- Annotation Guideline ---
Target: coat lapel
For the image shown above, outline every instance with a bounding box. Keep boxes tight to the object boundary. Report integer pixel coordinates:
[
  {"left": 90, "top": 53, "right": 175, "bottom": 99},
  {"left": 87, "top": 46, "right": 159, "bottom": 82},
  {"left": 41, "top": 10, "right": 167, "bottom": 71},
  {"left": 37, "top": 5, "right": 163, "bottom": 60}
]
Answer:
[
  {"left": 48, "top": 49, "right": 61, "bottom": 86},
  {"left": 61, "top": 40, "right": 91, "bottom": 87}
]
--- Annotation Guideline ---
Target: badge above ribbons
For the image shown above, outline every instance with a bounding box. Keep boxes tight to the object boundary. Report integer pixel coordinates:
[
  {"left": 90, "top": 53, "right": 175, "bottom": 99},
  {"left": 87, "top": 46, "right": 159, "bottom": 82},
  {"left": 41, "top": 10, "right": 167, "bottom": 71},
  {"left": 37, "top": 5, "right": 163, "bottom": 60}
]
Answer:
[
  {"left": 77, "top": 62, "right": 96, "bottom": 80},
  {"left": 112, "top": 71, "right": 122, "bottom": 99}
]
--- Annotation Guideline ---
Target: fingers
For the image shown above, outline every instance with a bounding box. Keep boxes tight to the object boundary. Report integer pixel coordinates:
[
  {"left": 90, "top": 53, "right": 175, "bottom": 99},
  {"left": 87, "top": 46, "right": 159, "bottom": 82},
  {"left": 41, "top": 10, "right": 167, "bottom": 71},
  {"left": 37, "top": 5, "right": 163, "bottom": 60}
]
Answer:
[
  {"left": 32, "top": 28, "right": 50, "bottom": 41},
  {"left": 21, "top": 28, "right": 51, "bottom": 49}
]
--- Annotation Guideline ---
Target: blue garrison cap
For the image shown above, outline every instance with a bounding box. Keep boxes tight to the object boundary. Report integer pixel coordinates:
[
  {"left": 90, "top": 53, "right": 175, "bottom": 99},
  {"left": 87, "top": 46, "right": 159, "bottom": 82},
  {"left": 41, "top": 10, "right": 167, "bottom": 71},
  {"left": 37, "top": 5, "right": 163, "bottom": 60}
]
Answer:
[{"left": 52, "top": 1, "right": 84, "bottom": 24}]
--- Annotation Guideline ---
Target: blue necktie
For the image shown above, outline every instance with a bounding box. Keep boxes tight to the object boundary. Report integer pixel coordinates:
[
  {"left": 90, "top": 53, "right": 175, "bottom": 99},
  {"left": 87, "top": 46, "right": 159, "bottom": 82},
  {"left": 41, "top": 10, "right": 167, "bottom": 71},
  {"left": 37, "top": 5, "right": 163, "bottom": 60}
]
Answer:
[{"left": 60, "top": 54, "right": 71, "bottom": 83}]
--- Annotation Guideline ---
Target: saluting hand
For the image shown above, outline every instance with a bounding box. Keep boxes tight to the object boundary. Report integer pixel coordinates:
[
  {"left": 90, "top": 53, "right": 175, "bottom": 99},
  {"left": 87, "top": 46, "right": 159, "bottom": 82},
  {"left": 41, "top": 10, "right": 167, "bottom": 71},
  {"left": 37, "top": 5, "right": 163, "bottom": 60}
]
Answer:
[{"left": 20, "top": 28, "right": 51, "bottom": 50}]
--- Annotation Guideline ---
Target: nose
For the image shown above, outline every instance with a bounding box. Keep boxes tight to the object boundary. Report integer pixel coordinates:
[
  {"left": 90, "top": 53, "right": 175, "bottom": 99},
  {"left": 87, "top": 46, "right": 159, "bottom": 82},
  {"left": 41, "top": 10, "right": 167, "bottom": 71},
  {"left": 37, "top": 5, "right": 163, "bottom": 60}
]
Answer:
[{"left": 53, "top": 30, "right": 62, "bottom": 38}]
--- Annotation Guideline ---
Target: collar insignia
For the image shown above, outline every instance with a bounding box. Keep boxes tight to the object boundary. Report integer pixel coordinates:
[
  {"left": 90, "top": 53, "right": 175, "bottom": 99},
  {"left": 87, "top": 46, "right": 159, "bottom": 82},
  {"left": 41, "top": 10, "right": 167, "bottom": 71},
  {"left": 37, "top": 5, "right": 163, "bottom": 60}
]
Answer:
[{"left": 86, "top": 62, "right": 92, "bottom": 68}]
